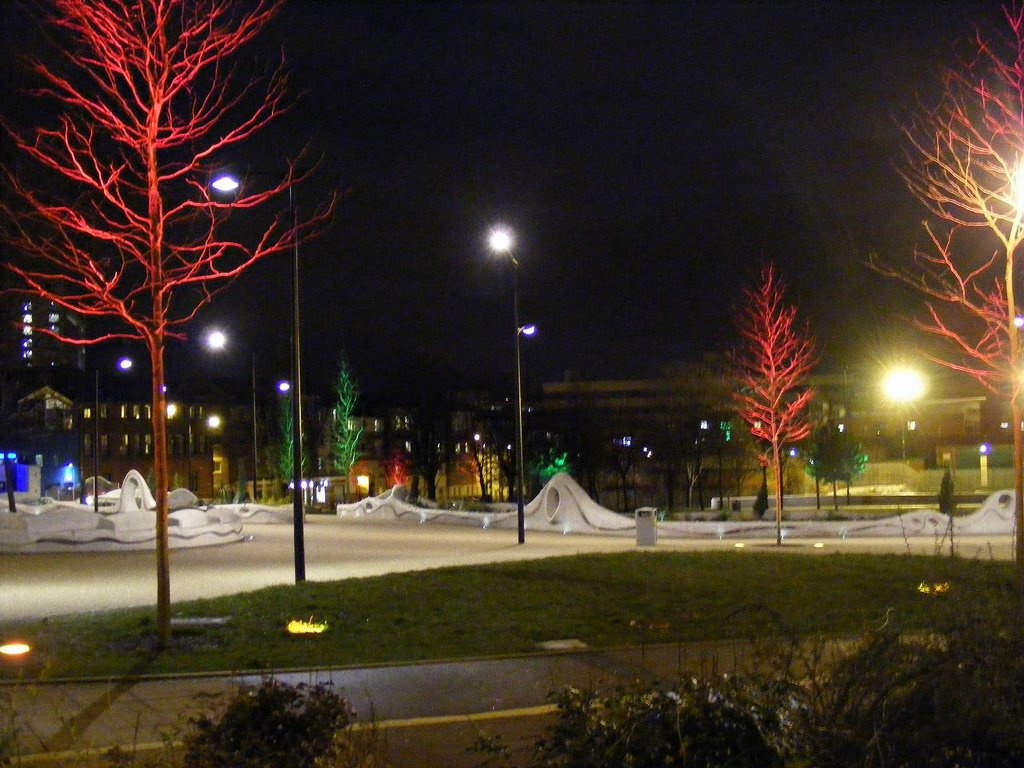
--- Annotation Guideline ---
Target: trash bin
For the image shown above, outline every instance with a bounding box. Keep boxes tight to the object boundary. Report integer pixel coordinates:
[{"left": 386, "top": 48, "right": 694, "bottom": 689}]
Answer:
[{"left": 635, "top": 507, "right": 657, "bottom": 547}]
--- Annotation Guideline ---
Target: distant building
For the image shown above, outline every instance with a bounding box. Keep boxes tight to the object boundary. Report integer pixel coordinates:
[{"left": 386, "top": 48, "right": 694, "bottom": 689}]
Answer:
[{"left": 8, "top": 299, "right": 85, "bottom": 370}]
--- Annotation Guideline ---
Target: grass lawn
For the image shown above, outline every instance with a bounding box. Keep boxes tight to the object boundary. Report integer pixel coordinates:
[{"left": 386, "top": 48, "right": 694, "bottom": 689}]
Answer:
[{"left": 1, "top": 550, "right": 1014, "bottom": 680}]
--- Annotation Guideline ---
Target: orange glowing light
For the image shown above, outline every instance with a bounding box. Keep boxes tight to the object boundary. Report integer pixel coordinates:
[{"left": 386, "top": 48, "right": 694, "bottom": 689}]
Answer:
[{"left": 0, "top": 641, "right": 31, "bottom": 657}]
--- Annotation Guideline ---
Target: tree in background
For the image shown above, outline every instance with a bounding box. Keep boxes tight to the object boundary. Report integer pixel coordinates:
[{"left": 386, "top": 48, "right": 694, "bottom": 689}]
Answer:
[
  {"left": 805, "top": 422, "right": 867, "bottom": 511},
  {"left": 330, "top": 358, "right": 363, "bottom": 502},
  {"left": 732, "top": 262, "right": 816, "bottom": 545},
  {"left": 0, "top": 0, "right": 332, "bottom": 647},
  {"left": 277, "top": 393, "right": 294, "bottom": 487},
  {"left": 871, "top": 5, "right": 1024, "bottom": 591},
  {"left": 939, "top": 468, "right": 956, "bottom": 558}
]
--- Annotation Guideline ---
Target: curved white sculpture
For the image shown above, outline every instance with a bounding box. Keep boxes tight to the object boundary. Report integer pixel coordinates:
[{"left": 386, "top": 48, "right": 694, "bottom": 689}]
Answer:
[
  {"left": 118, "top": 469, "right": 158, "bottom": 513},
  {"left": 338, "top": 472, "right": 1019, "bottom": 541},
  {"left": 0, "top": 471, "right": 246, "bottom": 552}
]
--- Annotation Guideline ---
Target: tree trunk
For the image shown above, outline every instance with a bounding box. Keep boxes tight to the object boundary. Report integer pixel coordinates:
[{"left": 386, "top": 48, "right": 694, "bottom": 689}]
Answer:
[
  {"left": 149, "top": 335, "right": 171, "bottom": 649},
  {"left": 772, "top": 445, "right": 784, "bottom": 545}
]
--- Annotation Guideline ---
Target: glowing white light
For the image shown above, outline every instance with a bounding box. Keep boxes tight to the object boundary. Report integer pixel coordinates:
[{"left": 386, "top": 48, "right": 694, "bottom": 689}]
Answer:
[
  {"left": 166, "top": 403, "right": 178, "bottom": 418},
  {"left": 0, "top": 642, "right": 30, "bottom": 657},
  {"left": 980, "top": 443, "right": 991, "bottom": 455},
  {"left": 734, "top": 542, "right": 745, "bottom": 549},
  {"left": 211, "top": 174, "right": 240, "bottom": 192},
  {"left": 206, "top": 329, "right": 227, "bottom": 350},
  {"left": 521, "top": 324, "right": 537, "bottom": 336},
  {"left": 1016, "top": 316, "right": 1024, "bottom": 328},
  {"left": 882, "top": 368, "right": 925, "bottom": 403},
  {"left": 813, "top": 542, "right": 825, "bottom": 549},
  {"left": 488, "top": 226, "right": 513, "bottom": 253},
  {"left": 117, "top": 357, "right": 133, "bottom": 371},
  {"left": 206, "top": 415, "right": 222, "bottom": 429},
  {"left": 277, "top": 381, "right": 291, "bottom": 393}
]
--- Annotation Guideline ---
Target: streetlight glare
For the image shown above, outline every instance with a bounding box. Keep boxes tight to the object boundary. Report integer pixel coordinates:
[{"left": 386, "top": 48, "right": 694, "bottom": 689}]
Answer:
[
  {"left": 207, "top": 414, "right": 222, "bottom": 429},
  {"left": 277, "top": 380, "right": 291, "bottom": 393},
  {"left": 882, "top": 368, "right": 926, "bottom": 402},
  {"left": 117, "top": 357, "right": 133, "bottom": 370},
  {"left": 521, "top": 324, "right": 537, "bottom": 336},
  {"left": 211, "top": 174, "right": 240, "bottom": 192},
  {"left": 488, "top": 227, "right": 513, "bottom": 253},
  {"left": 206, "top": 329, "right": 227, "bottom": 350}
]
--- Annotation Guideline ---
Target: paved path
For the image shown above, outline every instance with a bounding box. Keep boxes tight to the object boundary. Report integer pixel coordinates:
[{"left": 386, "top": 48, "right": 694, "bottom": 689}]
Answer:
[{"left": 4, "top": 641, "right": 751, "bottom": 765}]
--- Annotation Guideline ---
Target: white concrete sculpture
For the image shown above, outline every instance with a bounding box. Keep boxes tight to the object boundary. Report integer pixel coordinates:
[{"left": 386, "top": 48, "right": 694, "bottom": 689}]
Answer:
[
  {"left": 338, "top": 472, "right": 1019, "bottom": 542},
  {"left": 0, "top": 471, "right": 246, "bottom": 552}
]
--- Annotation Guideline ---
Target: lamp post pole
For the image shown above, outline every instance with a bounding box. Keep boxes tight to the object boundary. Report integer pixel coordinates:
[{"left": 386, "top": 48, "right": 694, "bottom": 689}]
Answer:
[
  {"left": 290, "top": 185, "right": 306, "bottom": 581},
  {"left": 210, "top": 172, "right": 304, "bottom": 581},
  {"left": 252, "top": 352, "right": 259, "bottom": 501},
  {"left": 487, "top": 226, "right": 527, "bottom": 544},
  {"left": 512, "top": 255, "right": 526, "bottom": 544}
]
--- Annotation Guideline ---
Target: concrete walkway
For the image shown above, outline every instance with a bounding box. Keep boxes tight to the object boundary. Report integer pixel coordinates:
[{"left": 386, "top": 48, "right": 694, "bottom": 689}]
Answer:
[{"left": 5, "top": 641, "right": 751, "bottom": 765}]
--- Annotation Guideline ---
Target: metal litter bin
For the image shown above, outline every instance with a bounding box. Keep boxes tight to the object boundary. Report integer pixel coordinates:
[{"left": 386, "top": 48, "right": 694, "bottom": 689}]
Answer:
[{"left": 635, "top": 507, "right": 657, "bottom": 547}]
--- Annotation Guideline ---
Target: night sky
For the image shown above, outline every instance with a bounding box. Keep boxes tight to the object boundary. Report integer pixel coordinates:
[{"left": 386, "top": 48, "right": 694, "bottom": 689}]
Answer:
[{"left": 1, "top": 1, "right": 1003, "bottom": 401}]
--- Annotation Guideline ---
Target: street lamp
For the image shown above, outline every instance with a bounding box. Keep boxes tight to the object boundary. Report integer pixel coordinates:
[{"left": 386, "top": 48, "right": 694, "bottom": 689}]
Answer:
[
  {"left": 88, "top": 356, "right": 135, "bottom": 512},
  {"left": 882, "top": 367, "right": 926, "bottom": 487},
  {"left": 204, "top": 328, "right": 260, "bottom": 502},
  {"left": 212, "top": 171, "right": 305, "bottom": 582},
  {"left": 489, "top": 225, "right": 530, "bottom": 544}
]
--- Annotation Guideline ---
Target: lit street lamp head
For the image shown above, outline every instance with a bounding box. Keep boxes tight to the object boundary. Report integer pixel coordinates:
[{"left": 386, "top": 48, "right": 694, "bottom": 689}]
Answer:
[
  {"left": 882, "top": 368, "right": 926, "bottom": 403},
  {"left": 206, "top": 329, "right": 227, "bottom": 350},
  {"left": 488, "top": 226, "right": 513, "bottom": 254},
  {"left": 211, "top": 174, "right": 240, "bottom": 193}
]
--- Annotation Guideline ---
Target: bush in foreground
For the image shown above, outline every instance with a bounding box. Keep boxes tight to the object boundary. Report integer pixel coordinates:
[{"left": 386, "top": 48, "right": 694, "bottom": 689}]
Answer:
[{"left": 182, "top": 679, "right": 388, "bottom": 768}]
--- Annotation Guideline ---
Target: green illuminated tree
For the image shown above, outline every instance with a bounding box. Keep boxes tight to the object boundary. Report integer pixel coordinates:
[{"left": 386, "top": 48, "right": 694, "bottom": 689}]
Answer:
[{"left": 330, "top": 358, "right": 363, "bottom": 502}]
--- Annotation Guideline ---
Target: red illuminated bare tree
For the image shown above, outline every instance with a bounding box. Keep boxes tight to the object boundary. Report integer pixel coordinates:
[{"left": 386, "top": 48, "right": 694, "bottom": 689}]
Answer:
[
  {"left": 732, "top": 262, "right": 816, "bottom": 545},
  {"left": 1, "top": 0, "right": 332, "bottom": 647},
  {"left": 870, "top": 4, "right": 1024, "bottom": 590}
]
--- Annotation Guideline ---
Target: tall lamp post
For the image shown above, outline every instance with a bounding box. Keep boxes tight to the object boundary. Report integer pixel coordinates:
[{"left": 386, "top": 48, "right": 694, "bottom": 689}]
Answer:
[
  {"left": 488, "top": 226, "right": 532, "bottom": 544},
  {"left": 88, "top": 356, "right": 135, "bottom": 512},
  {"left": 205, "top": 329, "right": 261, "bottom": 502},
  {"left": 212, "top": 173, "right": 305, "bottom": 582},
  {"left": 882, "top": 367, "right": 926, "bottom": 487}
]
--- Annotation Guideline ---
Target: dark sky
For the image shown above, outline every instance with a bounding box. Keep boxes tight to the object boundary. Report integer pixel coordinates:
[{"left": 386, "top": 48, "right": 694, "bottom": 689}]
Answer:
[{"left": 1, "top": 1, "right": 1003, "bottom": 400}]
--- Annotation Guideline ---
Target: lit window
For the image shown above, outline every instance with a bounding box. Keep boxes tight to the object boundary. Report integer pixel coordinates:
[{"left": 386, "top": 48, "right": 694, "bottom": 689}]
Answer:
[{"left": 700, "top": 420, "right": 709, "bottom": 430}]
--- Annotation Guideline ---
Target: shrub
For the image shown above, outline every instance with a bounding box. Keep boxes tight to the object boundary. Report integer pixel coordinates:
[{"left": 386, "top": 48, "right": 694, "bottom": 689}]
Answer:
[
  {"left": 528, "top": 676, "right": 797, "bottom": 768},
  {"left": 790, "top": 594, "right": 1024, "bottom": 768},
  {"left": 182, "top": 679, "right": 360, "bottom": 768}
]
